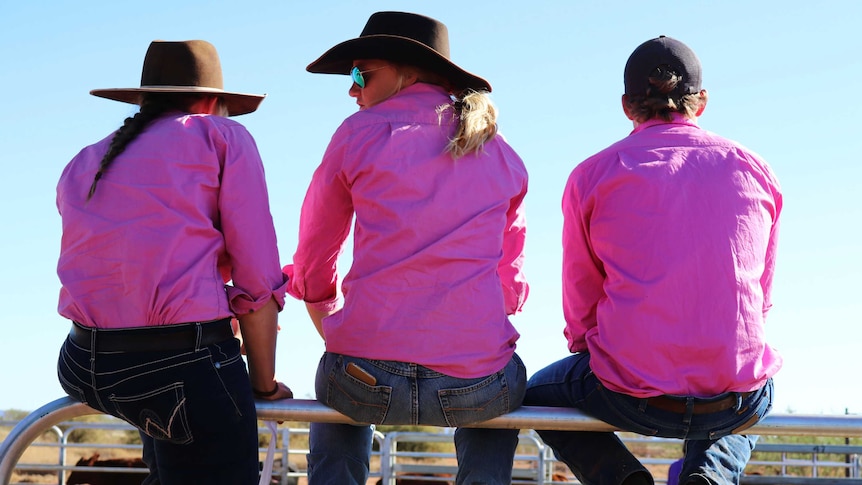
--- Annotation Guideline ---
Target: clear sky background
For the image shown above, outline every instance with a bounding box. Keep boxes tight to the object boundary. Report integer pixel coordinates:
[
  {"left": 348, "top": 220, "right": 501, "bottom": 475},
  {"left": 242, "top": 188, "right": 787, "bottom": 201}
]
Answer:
[{"left": 1, "top": 1, "right": 860, "bottom": 415}]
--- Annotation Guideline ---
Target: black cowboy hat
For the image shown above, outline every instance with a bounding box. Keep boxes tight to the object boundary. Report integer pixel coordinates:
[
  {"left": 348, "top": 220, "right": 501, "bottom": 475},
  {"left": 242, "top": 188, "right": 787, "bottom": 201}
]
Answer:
[
  {"left": 307, "top": 11, "right": 491, "bottom": 93},
  {"left": 90, "top": 40, "right": 265, "bottom": 116}
]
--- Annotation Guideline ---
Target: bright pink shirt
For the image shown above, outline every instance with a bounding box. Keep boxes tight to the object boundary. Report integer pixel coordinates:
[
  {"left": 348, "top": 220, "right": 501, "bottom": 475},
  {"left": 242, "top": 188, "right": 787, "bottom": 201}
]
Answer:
[
  {"left": 285, "top": 83, "right": 528, "bottom": 378},
  {"left": 563, "top": 114, "right": 782, "bottom": 397},
  {"left": 57, "top": 113, "right": 287, "bottom": 328}
]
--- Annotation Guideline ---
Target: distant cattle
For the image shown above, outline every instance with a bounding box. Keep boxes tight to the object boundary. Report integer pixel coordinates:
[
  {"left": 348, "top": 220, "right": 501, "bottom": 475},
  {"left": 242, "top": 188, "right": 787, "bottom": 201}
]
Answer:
[{"left": 66, "top": 453, "right": 146, "bottom": 485}]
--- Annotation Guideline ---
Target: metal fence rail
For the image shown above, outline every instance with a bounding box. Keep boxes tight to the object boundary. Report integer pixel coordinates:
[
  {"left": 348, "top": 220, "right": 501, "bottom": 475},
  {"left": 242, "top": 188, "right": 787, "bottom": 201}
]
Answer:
[{"left": 4, "top": 396, "right": 862, "bottom": 484}]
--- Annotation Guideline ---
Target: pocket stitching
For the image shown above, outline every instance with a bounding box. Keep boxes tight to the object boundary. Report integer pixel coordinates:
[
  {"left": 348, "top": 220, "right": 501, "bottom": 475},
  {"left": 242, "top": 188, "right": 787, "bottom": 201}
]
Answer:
[{"left": 109, "top": 382, "right": 193, "bottom": 444}]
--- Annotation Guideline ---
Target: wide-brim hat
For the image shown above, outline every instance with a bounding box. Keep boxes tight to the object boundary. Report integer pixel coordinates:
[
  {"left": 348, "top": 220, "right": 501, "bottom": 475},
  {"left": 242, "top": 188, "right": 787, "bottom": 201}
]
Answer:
[
  {"left": 307, "top": 11, "right": 491, "bottom": 93},
  {"left": 90, "top": 40, "right": 265, "bottom": 116}
]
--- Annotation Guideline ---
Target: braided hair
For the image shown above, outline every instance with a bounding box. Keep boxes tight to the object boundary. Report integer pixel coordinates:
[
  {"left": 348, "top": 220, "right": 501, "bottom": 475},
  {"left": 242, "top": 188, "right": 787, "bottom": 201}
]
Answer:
[{"left": 86, "top": 93, "right": 205, "bottom": 200}]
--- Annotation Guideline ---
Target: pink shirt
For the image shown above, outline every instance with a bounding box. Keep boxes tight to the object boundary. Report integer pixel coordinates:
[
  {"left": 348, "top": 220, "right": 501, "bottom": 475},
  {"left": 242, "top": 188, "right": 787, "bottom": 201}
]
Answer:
[
  {"left": 563, "top": 114, "right": 782, "bottom": 397},
  {"left": 285, "top": 83, "right": 528, "bottom": 378},
  {"left": 57, "top": 113, "right": 287, "bottom": 328}
]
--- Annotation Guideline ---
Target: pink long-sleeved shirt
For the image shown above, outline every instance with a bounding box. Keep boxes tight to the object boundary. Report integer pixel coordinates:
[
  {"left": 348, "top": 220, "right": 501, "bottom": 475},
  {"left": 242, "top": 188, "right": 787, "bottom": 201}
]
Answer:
[
  {"left": 57, "top": 113, "right": 287, "bottom": 328},
  {"left": 563, "top": 114, "right": 782, "bottom": 397},
  {"left": 286, "top": 83, "right": 528, "bottom": 378}
]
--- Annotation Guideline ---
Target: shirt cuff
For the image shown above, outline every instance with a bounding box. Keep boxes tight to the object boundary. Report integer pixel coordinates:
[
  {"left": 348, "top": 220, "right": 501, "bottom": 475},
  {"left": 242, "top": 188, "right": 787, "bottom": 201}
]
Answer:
[
  {"left": 226, "top": 275, "right": 288, "bottom": 315},
  {"left": 282, "top": 263, "right": 341, "bottom": 308}
]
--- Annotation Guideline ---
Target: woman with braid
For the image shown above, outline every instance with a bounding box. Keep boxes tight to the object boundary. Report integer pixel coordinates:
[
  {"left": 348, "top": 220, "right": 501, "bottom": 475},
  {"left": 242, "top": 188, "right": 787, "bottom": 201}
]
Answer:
[
  {"left": 55, "top": 40, "right": 292, "bottom": 485},
  {"left": 285, "top": 12, "right": 529, "bottom": 485}
]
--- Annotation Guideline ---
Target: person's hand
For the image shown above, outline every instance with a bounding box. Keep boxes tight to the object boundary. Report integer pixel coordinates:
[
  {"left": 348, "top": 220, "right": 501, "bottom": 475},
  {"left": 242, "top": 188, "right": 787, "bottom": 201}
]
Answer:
[
  {"left": 231, "top": 318, "right": 248, "bottom": 355},
  {"left": 253, "top": 381, "right": 293, "bottom": 401}
]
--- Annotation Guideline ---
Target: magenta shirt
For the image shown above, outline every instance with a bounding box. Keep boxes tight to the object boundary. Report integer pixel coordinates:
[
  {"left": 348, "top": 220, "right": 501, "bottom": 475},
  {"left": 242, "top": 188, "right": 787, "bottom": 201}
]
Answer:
[
  {"left": 285, "top": 83, "right": 528, "bottom": 378},
  {"left": 57, "top": 113, "right": 287, "bottom": 328},
  {"left": 563, "top": 114, "right": 782, "bottom": 397}
]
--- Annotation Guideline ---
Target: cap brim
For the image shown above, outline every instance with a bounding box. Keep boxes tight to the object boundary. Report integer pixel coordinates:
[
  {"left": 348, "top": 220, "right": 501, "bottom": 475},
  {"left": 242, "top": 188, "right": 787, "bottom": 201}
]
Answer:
[
  {"left": 90, "top": 87, "right": 266, "bottom": 116},
  {"left": 307, "top": 35, "right": 491, "bottom": 92}
]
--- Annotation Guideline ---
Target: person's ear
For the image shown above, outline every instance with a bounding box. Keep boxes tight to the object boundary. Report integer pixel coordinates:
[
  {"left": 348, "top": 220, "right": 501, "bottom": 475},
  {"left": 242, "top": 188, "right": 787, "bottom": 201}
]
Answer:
[
  {"left": 401, "top": 69, "right": 420, "bottom": 88},
  {"left": 188, "top": 95, "right": 223, "bottom": 115},
  {"left": 621, "top": 94, "right": 635, "bottom": 120},
  {"left": 695, "top": 89, "right": 708, "bottom": 117}
]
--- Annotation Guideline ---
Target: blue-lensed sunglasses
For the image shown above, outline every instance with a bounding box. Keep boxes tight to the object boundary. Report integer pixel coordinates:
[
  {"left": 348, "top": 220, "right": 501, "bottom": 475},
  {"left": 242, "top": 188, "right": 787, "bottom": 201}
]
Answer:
[{"left": 350, "top": 65, "right": 388, "bottom": 88}]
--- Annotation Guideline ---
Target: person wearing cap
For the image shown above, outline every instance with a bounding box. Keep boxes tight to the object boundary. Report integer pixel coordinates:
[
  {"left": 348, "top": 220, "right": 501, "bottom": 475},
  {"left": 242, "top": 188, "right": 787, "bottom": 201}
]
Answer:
[
  {"left": 284, "top": 11, "right": 529, "bottom": 485},
  {"left": 522, "top": 36, "right": 782, "bottom": 485},
  {"left": 55, "top": 40, "right": 292, "bottom": 484}
]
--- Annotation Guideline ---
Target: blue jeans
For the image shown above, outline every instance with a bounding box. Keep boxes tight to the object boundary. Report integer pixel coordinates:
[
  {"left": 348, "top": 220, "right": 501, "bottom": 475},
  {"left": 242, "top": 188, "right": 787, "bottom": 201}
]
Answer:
[
  {"left": 524, "top": 353, "right": 773, "bottom": 485},
  {"left": 57, "top": 331, "right": 260, "bottom": 485},
  {"left": 308, "top": 352, "right": 527, "bottom": 485}
]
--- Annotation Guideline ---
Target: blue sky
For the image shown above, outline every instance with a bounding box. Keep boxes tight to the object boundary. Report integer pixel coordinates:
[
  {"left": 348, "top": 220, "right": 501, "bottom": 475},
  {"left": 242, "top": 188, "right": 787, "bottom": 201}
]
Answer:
[{"left": 1, "top": 1, "right": 860, "bottom": 414}]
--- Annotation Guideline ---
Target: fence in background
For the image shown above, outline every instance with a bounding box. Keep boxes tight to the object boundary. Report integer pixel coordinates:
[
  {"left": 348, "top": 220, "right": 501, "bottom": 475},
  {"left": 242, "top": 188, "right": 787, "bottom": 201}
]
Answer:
[{"left": 3, "top": 397, "right": 862, "bottom": 484}]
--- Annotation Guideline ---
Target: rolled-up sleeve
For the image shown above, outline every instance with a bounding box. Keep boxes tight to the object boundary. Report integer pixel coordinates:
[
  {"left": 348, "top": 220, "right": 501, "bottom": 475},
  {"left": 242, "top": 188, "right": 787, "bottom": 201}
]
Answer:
[
  {"left": 218, "top": 125, "right": 287, "bottom": 315},
  {"left": 286, "top": 125, "right": 354, "bottom": 313}
]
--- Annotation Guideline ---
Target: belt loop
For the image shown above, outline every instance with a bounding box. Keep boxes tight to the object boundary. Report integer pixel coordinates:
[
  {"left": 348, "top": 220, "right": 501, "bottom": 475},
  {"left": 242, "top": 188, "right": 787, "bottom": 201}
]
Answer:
[
  {"left": 89, "top": 328, "right": 97, "bottom": 364},
  {"left": 735, "top": 392, "right": 743, "bottom": 412},
  {"left": 194, "top": 322, "right": 203, "bottom": 351},
  {"left": 638, "top": 399, "right": 648, "bottom": 413},
  {"left": 86, "top": 327, "right": 107, "bottom": 411},
  {"left": 683, "top": 397, "right": 694, "bottom": 426}
]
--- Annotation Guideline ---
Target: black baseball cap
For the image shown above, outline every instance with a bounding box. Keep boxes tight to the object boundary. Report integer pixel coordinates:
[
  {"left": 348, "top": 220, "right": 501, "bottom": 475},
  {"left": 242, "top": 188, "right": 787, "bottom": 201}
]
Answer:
[{"left": 624, "top": 35, "right": 702, "bottom": 96}]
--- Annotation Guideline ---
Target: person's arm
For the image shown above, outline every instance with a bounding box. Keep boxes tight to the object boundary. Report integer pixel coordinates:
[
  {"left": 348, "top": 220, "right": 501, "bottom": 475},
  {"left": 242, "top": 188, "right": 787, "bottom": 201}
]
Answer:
[
  {"left": 761, "top": 184, "right": 782, "bottom": 320},
  {"left": 305, "top": 302, "right": 334, "bottom": 341},
  {"left": 499, "top": 177, "right": 529, "bottom": 315},
  {"left": 217, "top": 123, "right": 291, "bottom": 400},
  {"left": 287, "top": 125, "right": 354, "bottom": 332},
  {"left": 237, "top": 297, "right": 293, "bottom": 400},
  {"left": 561, "top": 171, "right": 604, "bottom": 352}
]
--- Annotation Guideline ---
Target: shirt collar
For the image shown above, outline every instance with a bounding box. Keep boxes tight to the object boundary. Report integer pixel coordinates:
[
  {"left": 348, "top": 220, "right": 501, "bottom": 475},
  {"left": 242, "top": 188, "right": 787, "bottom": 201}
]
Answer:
[{"left": 631, "top": 113, "right": 699, "bottom": 135}]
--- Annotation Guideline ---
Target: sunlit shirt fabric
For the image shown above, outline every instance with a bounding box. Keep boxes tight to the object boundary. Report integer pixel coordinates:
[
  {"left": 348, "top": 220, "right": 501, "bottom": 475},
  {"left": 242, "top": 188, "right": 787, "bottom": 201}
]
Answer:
[
  {"left": 562, "top": 114, "right": 782, "bottom": 397},
  {"left": 286, "top": 83, "right": 528, "bottom": 378},
  {"left": 57, "top": 113, "right": 287, "bottom": 328}
]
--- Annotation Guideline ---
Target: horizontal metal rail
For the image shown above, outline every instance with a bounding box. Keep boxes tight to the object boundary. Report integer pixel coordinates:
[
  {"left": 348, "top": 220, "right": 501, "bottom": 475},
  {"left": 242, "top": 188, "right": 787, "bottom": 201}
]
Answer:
[{"left": 4, "top": 396, "right": 862, "bottom": 484}]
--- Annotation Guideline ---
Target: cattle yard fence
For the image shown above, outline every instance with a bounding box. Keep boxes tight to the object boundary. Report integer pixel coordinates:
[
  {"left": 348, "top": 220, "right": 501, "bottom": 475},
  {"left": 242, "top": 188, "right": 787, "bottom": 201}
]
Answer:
[{"left": 2, "top": 397, "right": 862, "bottom": 484}]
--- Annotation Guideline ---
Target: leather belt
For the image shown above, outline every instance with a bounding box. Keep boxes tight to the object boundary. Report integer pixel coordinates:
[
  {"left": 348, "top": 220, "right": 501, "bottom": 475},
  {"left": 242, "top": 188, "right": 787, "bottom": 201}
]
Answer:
[
  {"left": 646, "top": 392, "right": 754, "bottom": 415},
  {"left": 70, "top": 318, "right": 233, "bottom": 353}
]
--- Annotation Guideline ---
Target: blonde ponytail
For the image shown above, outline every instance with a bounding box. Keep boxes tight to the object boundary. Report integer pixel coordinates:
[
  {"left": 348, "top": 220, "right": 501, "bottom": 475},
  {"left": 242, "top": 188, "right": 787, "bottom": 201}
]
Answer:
[{"left": 438, "top": 90, "right": 498, "bottom": 159}]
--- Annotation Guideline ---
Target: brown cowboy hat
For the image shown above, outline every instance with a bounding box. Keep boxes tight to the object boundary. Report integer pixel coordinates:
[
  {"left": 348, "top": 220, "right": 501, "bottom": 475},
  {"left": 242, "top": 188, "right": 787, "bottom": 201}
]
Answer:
[
  {"left": 90, "top": 40, "right": 265, "bottom": 116},
  {"left": 306, "top": 11, "right": 491, "bottom": 93}
]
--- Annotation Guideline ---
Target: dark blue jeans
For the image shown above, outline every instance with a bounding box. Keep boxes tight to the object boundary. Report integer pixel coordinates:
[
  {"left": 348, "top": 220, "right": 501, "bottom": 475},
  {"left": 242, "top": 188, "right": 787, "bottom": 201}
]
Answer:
[
  {"left": 524, "top": 353, "right": 773, "bottom": 485},
  {"left": 308, "top": 352, "right": 527, "bottom": 485},
  {"left": 57, "top": 331, "right": 260, "bottom": 485}
]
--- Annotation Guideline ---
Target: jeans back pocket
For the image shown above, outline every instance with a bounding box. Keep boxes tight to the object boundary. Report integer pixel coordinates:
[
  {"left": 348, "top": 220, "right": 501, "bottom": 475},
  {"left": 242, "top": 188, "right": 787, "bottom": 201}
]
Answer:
[
  {"left": 439, "top": 372, "right": 511, "bottom": 427},
  {"left": 109, "top": 382, "right": 193, "bottom": 445},
  {"left": 324, "top": 359, "right": 393, "bottom": 424}
]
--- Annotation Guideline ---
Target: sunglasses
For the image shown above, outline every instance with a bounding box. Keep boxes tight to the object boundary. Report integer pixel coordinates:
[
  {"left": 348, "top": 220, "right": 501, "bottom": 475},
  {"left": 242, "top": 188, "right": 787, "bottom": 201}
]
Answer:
[{"left": 350, "top": 65, "right": 389, "bottom": 88}]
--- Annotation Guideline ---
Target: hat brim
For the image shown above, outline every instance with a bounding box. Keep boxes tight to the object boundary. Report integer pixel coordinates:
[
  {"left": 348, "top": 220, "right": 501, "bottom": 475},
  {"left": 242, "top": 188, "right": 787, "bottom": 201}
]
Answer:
[
  {"left": 89, "top": 86, "right": 265, "bottom": 116},
  {"left": 307, "top": 35, "right": 491, "bottom": 93}
]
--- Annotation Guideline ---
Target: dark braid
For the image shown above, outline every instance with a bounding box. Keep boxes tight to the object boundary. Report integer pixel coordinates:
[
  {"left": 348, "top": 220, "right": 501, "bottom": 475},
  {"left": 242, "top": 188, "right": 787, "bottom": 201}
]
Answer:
[{"left": 86, "top": 95, "right": 175, "bottom": 200}]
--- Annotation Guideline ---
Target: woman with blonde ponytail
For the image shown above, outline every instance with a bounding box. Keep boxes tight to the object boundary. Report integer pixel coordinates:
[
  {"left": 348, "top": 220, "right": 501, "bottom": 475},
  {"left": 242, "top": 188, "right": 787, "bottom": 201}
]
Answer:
[
  {"left": 56, "top": 40, "right": 292, "bottom": 485},
  {"left": 285, "top": 11, "right": 529, "bottom": 485}
]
